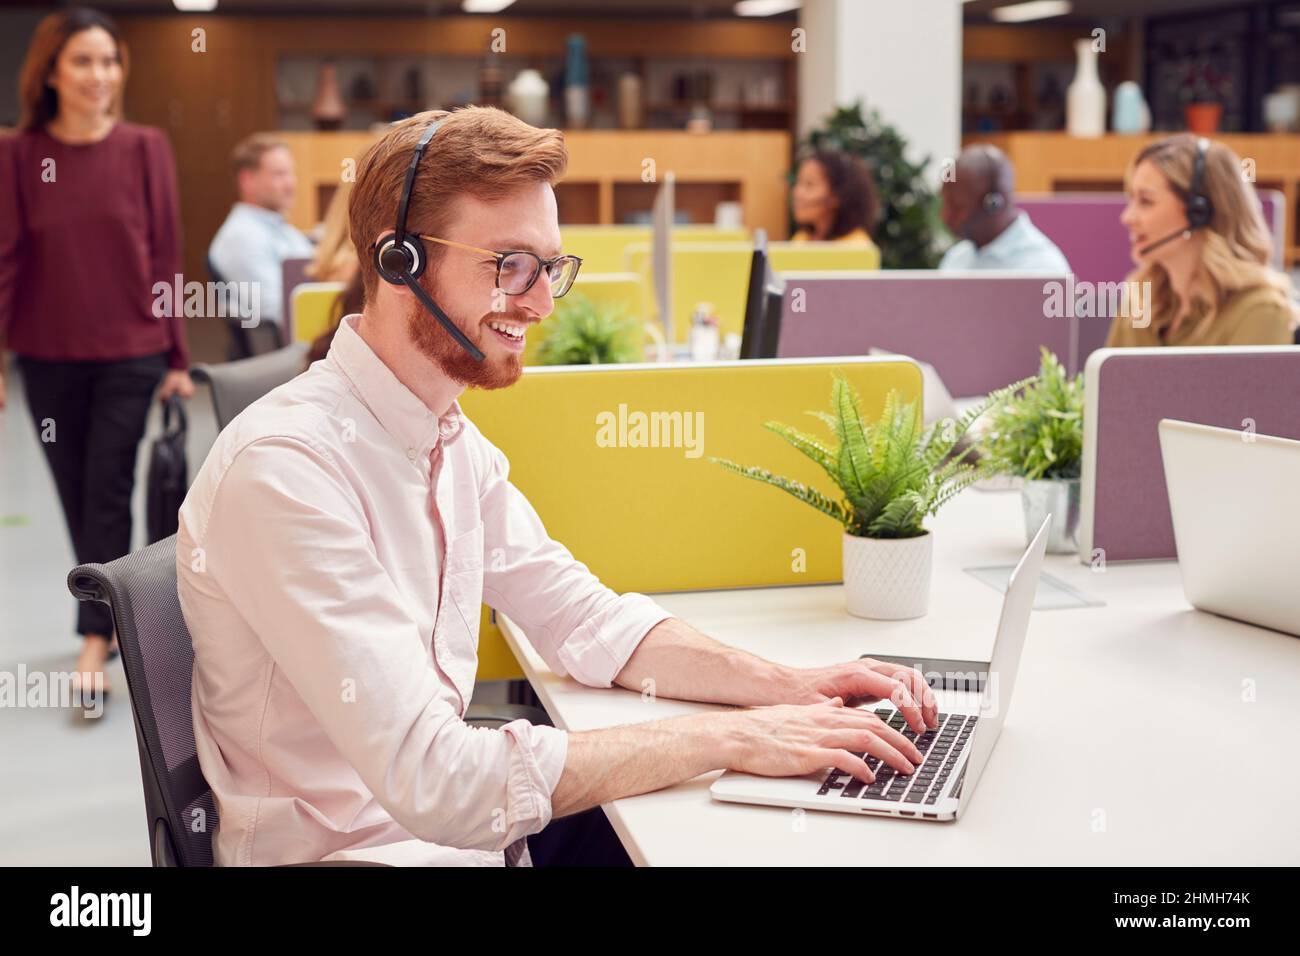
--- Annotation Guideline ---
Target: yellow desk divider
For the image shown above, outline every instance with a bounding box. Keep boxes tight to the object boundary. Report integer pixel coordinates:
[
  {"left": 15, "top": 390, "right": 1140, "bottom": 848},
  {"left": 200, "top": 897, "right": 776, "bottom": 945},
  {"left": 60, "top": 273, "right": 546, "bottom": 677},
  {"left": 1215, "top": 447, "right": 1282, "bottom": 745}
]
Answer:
[
  {"left": 561, "top": 225, "right": 750, "bottom": 278},
  {"left": 567, "top": 271, "right": 646, "bottom": 318},
  {"left": 523, "top": 271, "right": 650, "bottom": 367},
  {"left": 290, "top": 281, "right": 345, "bottom": 346},
  {"left": 462, "top": 356, "right": 923, "bottom": 679},
  {"left": 769, "top": 241, "right": 881, "bottom": 273},
  {"left": 625, "top": 241, "right": 754, "bottom": 343}
]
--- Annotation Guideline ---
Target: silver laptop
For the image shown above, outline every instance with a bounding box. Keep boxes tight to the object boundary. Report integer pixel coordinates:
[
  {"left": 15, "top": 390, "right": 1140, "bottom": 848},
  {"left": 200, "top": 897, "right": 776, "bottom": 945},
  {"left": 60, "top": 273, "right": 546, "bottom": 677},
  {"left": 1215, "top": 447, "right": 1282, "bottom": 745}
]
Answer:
[
  {"left": 710, "top": 517, "right": 1050, "bottom": 822},
  {"left": 1158, "top": 418, "right": 1300, "bottom": 638}
]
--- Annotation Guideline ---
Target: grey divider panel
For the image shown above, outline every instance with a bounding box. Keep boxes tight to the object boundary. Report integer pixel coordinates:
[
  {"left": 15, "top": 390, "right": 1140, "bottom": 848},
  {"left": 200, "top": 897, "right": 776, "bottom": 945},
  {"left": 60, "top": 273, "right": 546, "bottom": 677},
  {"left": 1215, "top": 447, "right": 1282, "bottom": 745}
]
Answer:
[
  {"left": 776, "top": 271, "right": 1075, "bottom": 397},
  {"left": 1084, "top": 347, "right": 1300, "bottom": 562}
]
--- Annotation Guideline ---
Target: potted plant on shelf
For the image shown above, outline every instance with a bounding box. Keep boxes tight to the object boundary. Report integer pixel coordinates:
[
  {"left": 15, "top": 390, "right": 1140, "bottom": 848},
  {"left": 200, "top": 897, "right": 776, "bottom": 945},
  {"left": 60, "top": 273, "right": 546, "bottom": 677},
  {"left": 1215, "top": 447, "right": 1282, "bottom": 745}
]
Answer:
[
  {"left": 980, "top": 348, "right": 1084, "bottom": 554},
  {"left": 1177, "top": 58, "right": 1231, "bottom": 134},
  {"left": 536, "top": 292, "right": 641, "bottom": 366},
  {"left": 709, "top": 374, "right": 1025, "bottom": 620}
]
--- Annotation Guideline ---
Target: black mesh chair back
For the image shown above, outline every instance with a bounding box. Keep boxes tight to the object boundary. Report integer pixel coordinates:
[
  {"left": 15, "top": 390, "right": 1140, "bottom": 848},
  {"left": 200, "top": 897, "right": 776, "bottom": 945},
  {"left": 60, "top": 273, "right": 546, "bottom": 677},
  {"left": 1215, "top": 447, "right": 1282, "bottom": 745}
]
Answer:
[
  {"left": 191, "top": 342, "right": 310, "bottom": 432},
  {"left": 68, "top": 536, "right": 216, "bottom": 867}
]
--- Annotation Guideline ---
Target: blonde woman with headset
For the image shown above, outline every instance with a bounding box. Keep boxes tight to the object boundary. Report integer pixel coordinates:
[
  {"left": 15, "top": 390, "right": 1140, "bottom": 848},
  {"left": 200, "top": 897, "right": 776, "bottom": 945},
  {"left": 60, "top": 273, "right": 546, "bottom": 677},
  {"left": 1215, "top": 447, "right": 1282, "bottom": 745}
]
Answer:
[{"left": 1107, "top": 134, "right": 1297, "bottom": 347}]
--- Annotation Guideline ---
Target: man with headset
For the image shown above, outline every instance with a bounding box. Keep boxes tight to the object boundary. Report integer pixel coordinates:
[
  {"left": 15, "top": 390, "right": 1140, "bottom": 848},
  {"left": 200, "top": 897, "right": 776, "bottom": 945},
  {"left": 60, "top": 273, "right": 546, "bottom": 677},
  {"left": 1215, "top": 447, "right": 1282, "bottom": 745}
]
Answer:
[
  {"left": 176, "top": 108, "right": 937, "bottom": 867},
  {"left": 938, "top": 144, "right": 1071, "bottom": 273}
]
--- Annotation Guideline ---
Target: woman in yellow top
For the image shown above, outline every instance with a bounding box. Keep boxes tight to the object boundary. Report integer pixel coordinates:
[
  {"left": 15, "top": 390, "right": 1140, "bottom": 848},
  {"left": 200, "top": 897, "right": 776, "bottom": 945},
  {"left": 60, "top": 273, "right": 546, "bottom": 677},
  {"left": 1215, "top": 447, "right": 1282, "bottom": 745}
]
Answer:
[
  {"left": 790, "top": 148, "right": 881, "bottom": 251},
  {"left": 1107, "top": 134, "right": 1297, "bottom": 347}
]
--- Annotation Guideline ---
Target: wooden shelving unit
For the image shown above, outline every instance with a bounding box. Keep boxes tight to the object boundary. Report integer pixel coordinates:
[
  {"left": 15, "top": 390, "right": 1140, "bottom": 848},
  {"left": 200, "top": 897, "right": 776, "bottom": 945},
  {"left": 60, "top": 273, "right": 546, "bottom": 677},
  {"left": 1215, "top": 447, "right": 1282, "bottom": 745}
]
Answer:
[{"left": 279, "top": 128, "right": 792, "bottom": 239}]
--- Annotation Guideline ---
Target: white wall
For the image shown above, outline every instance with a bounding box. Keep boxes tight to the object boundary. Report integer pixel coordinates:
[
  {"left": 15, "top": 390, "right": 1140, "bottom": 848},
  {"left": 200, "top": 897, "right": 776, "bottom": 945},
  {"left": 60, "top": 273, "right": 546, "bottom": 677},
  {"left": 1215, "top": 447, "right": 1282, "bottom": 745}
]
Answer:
[{"left": 798, "top": 0, "right": 962, "bottom": 186}]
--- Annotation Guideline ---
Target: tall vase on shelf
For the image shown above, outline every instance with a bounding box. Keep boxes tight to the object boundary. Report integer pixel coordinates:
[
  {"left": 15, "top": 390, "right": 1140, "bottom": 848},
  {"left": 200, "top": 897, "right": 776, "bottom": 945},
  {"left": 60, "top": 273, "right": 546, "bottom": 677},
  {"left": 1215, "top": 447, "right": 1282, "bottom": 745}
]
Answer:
[
  {"left": 1066, "top": 39, "right": 1106, "bottom": 138},
  {"left": 564, "top": 34, "right": 590, "bottom": 129}
]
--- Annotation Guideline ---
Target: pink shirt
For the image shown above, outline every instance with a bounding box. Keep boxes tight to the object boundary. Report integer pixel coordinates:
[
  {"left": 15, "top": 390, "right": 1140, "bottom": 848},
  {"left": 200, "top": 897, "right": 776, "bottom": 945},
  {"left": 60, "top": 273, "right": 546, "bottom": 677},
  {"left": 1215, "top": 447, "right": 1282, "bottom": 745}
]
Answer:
[{"left": 177, "top": 315, "right": 672, "bottom": 866}]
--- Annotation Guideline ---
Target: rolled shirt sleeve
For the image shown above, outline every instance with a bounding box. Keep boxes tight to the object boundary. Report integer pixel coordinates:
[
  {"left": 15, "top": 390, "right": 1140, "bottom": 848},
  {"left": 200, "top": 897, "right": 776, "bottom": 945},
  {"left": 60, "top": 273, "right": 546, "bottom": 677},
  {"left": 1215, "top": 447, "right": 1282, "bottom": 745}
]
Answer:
[
  {"left": 197, "top": 436, "right": 564, "bottom": 850},
  {"left": 477, "top": 440, "right": 674, "bottom": 688}
]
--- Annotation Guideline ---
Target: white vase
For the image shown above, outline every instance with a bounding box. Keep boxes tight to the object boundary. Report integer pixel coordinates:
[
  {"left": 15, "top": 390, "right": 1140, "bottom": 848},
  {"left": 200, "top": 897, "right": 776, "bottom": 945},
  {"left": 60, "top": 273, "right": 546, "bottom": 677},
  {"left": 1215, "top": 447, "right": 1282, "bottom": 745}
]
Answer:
[
  {"left": 1066, "top": 39, "right": 1106, "bottom": 138},
  {"left": 842, "top": 531, "right": 933, "bottom": 620},
  {"left": 507, "top": 69, "right": 550, "bottom": 127}
]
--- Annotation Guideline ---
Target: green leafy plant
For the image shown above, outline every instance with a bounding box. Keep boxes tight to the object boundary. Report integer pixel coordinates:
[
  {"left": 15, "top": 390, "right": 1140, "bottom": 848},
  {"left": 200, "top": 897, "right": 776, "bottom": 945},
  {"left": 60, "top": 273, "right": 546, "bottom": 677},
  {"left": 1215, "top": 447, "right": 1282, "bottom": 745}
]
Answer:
[
  {"left": 798, "top": 100, "right": 943, "bottom": 269},
  {"left": 709, "top": 374, "right": 1028, "bottom": 539},
  {"left": 536, "top": 292, "right": 641, "bottom": 366},
  {"left": 981, "top": 348, "right": 1084, "bottom": 481}
]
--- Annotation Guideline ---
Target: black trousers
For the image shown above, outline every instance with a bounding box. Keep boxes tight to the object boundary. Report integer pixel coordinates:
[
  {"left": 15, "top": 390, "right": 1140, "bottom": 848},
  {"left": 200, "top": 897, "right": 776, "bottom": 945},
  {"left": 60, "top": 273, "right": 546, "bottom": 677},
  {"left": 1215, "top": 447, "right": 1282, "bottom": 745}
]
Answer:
[
  {"left": 527, "top": 807, "right": 633, "bottom": 867},
  {"left": 18, "top": 352, "right": 167, "bottom": 638}
]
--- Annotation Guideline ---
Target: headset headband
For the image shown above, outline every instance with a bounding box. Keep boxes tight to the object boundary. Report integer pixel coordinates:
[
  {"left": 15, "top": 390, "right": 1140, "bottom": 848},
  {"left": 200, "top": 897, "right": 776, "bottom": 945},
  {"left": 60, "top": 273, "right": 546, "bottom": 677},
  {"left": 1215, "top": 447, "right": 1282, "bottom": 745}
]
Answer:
[{"left": 393, "top": 118, "right": 443, "bottom": 249}]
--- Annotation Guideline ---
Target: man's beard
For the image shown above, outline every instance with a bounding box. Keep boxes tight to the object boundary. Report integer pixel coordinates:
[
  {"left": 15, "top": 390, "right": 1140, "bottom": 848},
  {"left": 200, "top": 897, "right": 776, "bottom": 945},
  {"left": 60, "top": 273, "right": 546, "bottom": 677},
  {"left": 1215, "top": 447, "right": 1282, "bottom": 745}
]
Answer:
[{"left": 406, "top": 295, "right": 526, "bottom": 391}]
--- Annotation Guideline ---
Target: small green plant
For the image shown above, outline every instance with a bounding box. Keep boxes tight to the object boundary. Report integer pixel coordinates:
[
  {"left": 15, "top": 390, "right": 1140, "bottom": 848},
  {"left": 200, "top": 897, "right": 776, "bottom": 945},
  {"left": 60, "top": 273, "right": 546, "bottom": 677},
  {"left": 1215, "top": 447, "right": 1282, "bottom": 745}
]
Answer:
[
  {"left": 536, "top": 292, "right": 641, "bottom": 366},
  {"left": 981, "top": 348, "right": 1084, "bottom": 481},
  {"left": 709, "top": 373, "right": 1028, "bottom": 539}
]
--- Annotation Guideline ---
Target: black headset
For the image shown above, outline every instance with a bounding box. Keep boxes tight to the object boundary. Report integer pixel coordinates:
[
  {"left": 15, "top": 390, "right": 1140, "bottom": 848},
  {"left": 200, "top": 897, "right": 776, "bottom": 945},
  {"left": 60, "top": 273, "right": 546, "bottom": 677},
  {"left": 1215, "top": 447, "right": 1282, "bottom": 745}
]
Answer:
[
  {"left": 1138, "top": 136, "right": 1216, "bottom": 255},
  {"left": 980, "top": 157, "right": 1006, "bottom": 215},
  {"left": 373, "top": 117, "right": 486, "bottom": 362},
  {"left": 1185, "top": 136, "right": 1215, "bottom": 230}
]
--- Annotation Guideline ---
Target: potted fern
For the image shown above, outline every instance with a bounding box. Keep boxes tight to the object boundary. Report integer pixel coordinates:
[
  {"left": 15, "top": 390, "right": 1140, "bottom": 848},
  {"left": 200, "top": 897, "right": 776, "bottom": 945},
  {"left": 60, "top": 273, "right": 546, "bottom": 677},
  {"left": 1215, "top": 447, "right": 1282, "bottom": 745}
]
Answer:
[
  {"left": 710, "top": 374, "right": 1025, "bottom": 620},
  {"left": 536, "top": 292, "right": 641, "bottom": 366},
  {"left": 980, "top": 348, "right": 1084, "bottom": 554}
]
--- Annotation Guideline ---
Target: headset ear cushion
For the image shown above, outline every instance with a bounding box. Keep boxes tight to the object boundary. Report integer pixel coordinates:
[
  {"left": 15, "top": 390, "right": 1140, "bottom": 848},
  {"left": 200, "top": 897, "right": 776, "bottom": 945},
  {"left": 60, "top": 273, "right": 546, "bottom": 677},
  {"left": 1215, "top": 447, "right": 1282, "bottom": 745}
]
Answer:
[
  {"left": 377, "top": 237, "right": 425, "bottom": 284},
  {"left": 1187, "top": 195, "right": 1213, "bottom": 230}
]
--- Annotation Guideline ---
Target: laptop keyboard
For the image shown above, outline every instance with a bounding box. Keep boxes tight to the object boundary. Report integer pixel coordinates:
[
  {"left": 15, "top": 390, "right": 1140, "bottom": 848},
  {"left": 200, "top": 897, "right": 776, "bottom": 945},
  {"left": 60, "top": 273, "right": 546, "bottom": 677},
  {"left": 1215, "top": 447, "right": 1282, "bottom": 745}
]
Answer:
[{"left": 816, "top": 709, "right": 977, "bottom": 807}]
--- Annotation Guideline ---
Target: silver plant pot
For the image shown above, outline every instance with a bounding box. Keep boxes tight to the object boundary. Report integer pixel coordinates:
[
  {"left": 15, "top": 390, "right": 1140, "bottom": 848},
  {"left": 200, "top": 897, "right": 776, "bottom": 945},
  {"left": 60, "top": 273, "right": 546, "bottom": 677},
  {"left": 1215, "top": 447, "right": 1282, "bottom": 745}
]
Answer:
[{"left": 1021, "top": 478, "right": 1080, "bottom": 554}]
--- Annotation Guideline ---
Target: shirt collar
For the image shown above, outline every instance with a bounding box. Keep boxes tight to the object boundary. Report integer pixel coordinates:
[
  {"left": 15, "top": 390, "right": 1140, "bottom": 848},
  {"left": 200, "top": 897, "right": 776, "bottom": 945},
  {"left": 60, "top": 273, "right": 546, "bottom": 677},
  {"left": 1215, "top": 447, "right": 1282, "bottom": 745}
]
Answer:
[
  {"left": 327, "top": 314, "right": 465, "bottom": 459},
  {"left": 234, "top": 201, "right": 289, "bottom": 227},
  {"left": 979, "top": 212, "right": 1031, "bottom": 260}
]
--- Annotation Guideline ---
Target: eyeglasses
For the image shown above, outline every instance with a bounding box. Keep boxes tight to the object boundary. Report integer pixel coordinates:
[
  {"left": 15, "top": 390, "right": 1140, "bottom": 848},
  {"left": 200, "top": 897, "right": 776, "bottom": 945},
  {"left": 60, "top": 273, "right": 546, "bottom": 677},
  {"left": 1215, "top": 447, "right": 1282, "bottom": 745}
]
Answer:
[{"left": 418, "top": 235, "right": 583, "bottom": 298}]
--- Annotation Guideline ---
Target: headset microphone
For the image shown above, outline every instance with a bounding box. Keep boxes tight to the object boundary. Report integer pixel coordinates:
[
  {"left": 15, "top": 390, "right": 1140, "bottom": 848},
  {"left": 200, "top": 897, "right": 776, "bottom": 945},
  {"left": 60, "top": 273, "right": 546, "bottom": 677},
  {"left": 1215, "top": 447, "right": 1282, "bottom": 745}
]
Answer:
[
  {"left": 374, "top": 117, "right": 486, "bottom": 363},
  {"left": 1138, "top": 137, "right": 1215, "bottom": 258},
  {"left": 1137, "top": 228, "right": 1191, "bottom": 256}
]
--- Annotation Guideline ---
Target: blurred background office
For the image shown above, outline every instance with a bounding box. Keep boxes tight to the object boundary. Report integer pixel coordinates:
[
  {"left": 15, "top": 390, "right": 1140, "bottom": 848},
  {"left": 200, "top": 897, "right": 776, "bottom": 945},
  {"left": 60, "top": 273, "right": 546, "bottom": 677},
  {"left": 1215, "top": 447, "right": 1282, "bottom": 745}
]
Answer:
[{"left": 2, "top": 0, "right": 1300, "bottom": 865}]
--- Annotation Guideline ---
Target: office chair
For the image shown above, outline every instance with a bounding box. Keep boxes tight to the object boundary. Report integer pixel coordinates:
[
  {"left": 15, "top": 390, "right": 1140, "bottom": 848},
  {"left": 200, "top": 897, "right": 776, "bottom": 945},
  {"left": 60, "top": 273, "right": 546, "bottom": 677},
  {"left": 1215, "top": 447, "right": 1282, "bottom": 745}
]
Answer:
[
  {"left": 205, "top": 254, "right": 285, "bottom": 360},
  {"left": 190, "top": 342, "right": 310, "bottom": 432},
  {"left": 67, "top": 536, "right": 550, "bottom": 867}
]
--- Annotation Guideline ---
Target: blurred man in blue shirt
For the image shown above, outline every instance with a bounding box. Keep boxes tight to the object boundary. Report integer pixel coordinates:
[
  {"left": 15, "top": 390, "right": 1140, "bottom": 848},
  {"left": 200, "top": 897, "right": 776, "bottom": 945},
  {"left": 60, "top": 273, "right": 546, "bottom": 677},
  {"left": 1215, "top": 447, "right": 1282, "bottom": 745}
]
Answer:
[
  {"left": 939, "top": 144, "right": 1070, "bottom": 274},
  {"left": 208, "top": 133, "right": 314, "bottom": 341}
]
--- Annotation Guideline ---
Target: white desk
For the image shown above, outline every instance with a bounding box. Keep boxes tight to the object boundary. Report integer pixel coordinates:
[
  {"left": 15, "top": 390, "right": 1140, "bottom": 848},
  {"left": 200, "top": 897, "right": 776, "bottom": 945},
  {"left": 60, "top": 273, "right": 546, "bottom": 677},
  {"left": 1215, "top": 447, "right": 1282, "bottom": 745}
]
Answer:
[{"left": 497, "top": 487, "right": 1300, "bottom": 865}]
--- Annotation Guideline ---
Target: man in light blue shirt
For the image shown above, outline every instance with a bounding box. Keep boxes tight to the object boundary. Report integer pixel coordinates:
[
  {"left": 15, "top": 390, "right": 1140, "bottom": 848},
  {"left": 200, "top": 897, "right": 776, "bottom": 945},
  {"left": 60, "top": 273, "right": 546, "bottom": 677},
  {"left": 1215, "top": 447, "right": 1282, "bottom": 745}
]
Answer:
[
  {"left": 938, "top": 144, "right": 1071, "bottom": 274},
  {"left": 208, "top": 133, "right": 314, "bottom": 341}
]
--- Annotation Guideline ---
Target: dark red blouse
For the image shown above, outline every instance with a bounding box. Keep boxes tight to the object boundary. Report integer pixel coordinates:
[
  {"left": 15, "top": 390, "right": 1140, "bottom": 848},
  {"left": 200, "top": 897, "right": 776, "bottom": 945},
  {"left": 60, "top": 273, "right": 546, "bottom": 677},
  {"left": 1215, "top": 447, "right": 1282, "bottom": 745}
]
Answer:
[{"left": 0, "top": 121, "right": 189, "bottom": 368}]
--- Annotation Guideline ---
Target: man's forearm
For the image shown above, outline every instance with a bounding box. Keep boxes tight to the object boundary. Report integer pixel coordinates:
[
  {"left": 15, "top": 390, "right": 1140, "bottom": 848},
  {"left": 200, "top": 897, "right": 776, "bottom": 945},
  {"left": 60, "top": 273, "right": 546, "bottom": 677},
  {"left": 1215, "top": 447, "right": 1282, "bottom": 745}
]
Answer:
[
  {"left": 549, "top": 711, "right": 735, "bottom": 818},
  {"left": 612, "top": 617, "right": 811, "bottom": 707}
]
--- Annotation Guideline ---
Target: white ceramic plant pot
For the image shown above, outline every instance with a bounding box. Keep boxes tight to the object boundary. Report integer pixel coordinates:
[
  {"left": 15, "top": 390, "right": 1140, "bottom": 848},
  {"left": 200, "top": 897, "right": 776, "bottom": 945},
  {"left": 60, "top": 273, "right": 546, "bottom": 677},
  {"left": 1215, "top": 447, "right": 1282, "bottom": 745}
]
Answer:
[{"left": 842, "top": 531, "right": 933, "bottom": 621}]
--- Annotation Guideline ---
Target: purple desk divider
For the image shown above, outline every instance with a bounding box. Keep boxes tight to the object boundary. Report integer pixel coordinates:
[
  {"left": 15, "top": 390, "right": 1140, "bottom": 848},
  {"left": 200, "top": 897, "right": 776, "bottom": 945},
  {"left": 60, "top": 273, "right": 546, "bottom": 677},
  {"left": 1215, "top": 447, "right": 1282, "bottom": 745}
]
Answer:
[
  {"left": 1079, "top": 346, "right": 1300, "bottom": 563},
  {"left": 1018, "top": 191, "right": 1284, "bottom": 367},
  {"left": 280, "top": 257, "right": 314, "bottom": 342},
  {"left": 777, "top": 271, "right": 1074, "bottom": 397}
]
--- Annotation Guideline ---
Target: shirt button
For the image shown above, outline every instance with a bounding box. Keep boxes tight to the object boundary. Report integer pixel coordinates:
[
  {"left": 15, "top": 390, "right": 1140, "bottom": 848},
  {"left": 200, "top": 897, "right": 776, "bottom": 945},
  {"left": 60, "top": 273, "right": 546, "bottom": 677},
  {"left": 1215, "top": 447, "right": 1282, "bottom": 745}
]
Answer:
[{"left": 406, "top": 448, "right": 417, "bottom": 461}]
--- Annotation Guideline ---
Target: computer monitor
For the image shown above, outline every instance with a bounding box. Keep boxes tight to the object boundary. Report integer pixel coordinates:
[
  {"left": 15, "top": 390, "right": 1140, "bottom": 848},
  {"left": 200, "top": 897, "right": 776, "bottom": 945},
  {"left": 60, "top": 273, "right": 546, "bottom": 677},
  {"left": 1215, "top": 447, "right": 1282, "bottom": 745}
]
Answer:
[{"left": 740, "top": 229, "right": 786, "bottom": 360}]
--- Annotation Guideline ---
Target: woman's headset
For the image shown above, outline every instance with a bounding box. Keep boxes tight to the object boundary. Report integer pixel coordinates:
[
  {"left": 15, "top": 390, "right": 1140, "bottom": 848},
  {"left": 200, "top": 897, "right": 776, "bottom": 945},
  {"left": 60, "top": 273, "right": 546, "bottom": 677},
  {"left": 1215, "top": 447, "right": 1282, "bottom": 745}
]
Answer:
[{"left": 1138, "top": 137, "right": 1216, "bottom": 255}]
